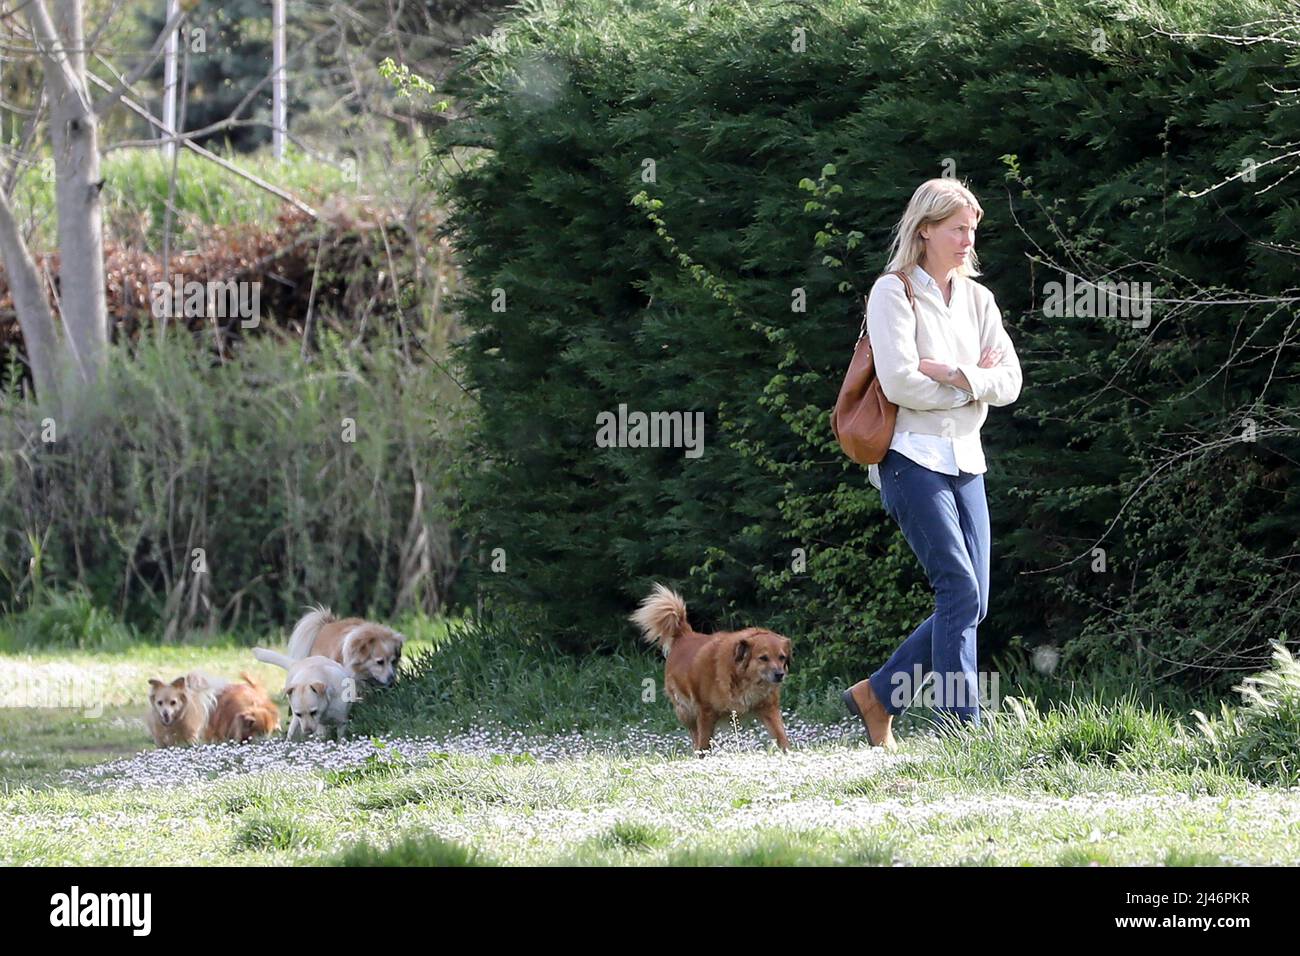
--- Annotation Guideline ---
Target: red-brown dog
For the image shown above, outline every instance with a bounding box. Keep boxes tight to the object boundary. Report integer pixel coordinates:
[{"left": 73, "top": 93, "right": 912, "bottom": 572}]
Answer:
[
  {"left": 629, "top": 583, "right": 792, "bottom": 755},
  {"left": 204, "top": 672, "right": 280, "bottom": 744}
]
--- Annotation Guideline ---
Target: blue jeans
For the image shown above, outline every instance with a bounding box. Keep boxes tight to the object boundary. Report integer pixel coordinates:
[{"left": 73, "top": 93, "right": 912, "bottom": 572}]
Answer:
[{"left": 869, "top": 448, "right": 991, "bottom": 726}]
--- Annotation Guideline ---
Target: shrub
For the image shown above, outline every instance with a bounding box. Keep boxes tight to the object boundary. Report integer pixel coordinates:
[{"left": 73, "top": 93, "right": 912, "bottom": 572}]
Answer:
[{"left": 436, "top": 0, "right": 1300, "bottom": 696}]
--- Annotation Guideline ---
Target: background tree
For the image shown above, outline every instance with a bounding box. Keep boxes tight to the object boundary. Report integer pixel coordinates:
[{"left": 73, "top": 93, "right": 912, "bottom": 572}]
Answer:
[{"left": 0, "top": 0, "right": 186, "bottom": 426}]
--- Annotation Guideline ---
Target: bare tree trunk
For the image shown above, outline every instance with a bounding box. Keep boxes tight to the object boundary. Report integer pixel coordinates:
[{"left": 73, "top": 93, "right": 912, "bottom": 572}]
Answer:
[
  {"left": 1, "top": 3, "right": 192, "bottom": 420},
  {"left": 0, "top": 194, "right": 63, "bottom": 411},
  {"left": 272, "top": 0, "right": 287, "bottom": 161},
  {"left": 162, "top": 0, "right": 179, "bottom": 161},
  {"left": 44, "top": 0, "right": 109, "bottom": 426}
]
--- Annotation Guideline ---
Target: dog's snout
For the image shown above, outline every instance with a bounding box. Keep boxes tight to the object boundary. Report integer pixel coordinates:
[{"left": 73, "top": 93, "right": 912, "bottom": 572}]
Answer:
[{"left": 773, "top": 671, "right": 785, "bottom": 683}]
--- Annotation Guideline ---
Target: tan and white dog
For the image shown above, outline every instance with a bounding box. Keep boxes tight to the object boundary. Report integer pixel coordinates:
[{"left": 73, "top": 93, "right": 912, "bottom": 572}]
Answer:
[
  {"left": 146, "top": 671, "right": 223, "bottom": 748},
  {"left": 252, "top": 648, "right": 353, "bottom": 741},
  {"left": 286, "top": 606, "right": 406, "bottom": 691}
]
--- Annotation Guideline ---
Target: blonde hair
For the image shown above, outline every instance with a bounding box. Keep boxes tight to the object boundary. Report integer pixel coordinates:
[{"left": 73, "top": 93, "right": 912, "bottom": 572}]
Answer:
[{"left": 883, "top": 178, "right": 984, "bottom": 278}]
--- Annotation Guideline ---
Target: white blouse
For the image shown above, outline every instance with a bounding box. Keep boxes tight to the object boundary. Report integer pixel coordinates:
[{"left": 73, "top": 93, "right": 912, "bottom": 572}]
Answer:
[{"left": 865, "top": 263, "right": 997, "bottom": 491}]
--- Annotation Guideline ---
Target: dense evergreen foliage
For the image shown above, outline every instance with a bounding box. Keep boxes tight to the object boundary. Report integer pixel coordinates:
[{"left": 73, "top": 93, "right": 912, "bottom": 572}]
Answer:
[{"left": 437, "top": 0, "right": 1299, "bottom": 696}]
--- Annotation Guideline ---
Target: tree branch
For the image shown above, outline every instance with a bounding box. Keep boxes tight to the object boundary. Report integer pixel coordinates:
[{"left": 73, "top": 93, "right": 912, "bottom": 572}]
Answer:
[
  {"left": 83, "top": 71, "right": 318, "bottom": 219},
  {"left": 22, "top": 0, "right": 89, "bottom": 112},
  {"left": 90, "top": 4, "right": 188, "bottom": 117}
]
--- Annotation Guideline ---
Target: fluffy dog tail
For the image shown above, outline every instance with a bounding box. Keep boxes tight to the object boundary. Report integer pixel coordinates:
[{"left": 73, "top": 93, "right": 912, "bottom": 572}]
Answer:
[
  {"left": 252, "top": 647, "right": 294, "bottom": 670},
  {"left": 238, "top": 671, "right": 266, "bottom": 692},
  {"left": 184, "top": 670, "right": 224, "bottom": 718},
  {"left": 183, "top": 669, "right": 227, "bottom": 693},
  {"left": 628, "top": 583, "right": 691, "bottom": 656},
  {"left": 287, "top": 604, "right": 335, "bottom": 660}
]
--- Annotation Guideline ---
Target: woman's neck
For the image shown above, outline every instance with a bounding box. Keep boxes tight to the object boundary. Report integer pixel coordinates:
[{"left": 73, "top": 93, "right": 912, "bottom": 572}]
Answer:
[{"left": 918, "top": 260, "right": 954, "bottom": 301}]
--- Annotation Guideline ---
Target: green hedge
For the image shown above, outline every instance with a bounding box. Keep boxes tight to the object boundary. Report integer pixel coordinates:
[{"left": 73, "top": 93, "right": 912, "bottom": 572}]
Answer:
[{"left": 437, "top": 0, "right": 1300, "bottom": 693}]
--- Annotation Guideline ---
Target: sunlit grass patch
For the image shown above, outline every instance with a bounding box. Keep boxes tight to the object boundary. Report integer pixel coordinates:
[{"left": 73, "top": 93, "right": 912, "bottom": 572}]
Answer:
[
  {"left": 665, "top": 829, "right": 897, "bottom": 867},
  {"left": 324, "top": 832, "right": 495, "bottom": 867},
  {"left": 593, "top": 820, "right": 673, "bottom": 852},
  {"left": 233, "top": 811, "right": 325, "bottom": 853},
  {"left": 1162, "top": 847, "right": 1227, "bottom": 867}
]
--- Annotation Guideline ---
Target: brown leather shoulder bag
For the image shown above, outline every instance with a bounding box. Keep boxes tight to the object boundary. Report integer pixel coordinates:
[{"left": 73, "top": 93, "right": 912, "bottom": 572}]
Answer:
[{"left": 829, "top": 269, "right": 917, "bottom": 465}]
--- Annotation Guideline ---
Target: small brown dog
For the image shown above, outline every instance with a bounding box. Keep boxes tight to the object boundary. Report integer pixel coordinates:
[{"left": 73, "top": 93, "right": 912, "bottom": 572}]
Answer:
[
  {"left": 146, "top": 672, "right": 219, "bottom": 747},
  {"left": 629, "top": 583, "right": 792, "bottom": 755},
  {"left": 286, "top": 605, "right": 406, "bottom": 690},
  {"left": 204, "top": 672, "right": 280, "bottom": 744}
]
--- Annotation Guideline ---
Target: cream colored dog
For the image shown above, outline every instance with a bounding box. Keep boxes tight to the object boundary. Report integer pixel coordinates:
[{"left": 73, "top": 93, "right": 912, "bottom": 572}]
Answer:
[{"left": 252, "top": 648, "right": 353, "bottom": 740}]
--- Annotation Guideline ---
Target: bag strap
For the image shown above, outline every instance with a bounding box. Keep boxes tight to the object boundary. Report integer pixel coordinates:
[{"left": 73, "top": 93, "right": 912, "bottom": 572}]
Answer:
[{"left": 856, "top": 268, "right": 918, "bottom": 345}]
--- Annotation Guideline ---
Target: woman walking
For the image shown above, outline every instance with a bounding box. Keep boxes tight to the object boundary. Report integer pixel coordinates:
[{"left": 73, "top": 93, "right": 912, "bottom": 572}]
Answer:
[{"left": 843, "top": 178, "right": 1023, "bottom": 750}]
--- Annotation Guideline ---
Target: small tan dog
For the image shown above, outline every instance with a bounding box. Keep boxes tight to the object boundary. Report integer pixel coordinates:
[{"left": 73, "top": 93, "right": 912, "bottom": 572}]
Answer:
[
  {"left": 286, "top": 605, "right": 405, "bottom": 690},
  {"left": 629, "top": 583, "right": 792, "bottom": 756},
  {"left": 252, "top": 648, "right": 353, "bottom": 740},
  {"left": 204, "top": 672, "right": 280, "bottom": 744},
  {"left": 146, "top": 672, "right": 221, "bottom": 747}
]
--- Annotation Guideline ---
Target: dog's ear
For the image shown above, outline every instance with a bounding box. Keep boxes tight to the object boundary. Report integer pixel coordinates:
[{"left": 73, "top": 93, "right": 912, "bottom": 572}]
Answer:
[
  {"left": 170, "top": 676, "right": 187, "bottom": 689},
  {"left": 148, "top": 678, "right": 164, "bottom": 691},
  {"left": 310, "top": 681, "right": 326, "bottom": 698},
  {"left": 783, "top": 638, "right": 793, "bottom": 670},
  {"left": 734, "top": 638, "right": 751, "bottom": 665}
]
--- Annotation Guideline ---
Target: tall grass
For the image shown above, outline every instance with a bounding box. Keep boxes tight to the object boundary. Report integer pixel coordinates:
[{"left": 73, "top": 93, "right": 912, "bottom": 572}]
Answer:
[
  {"left": 0, "top": 322, "right": 469, "bottom": 641},
  {"left": 918, "top": 691, "right": 1194, "bottom": 785},
  {"left": 920, "top": 639, "right": 1300, "bottom": 790},
  {"left": 1188, "top": 639, "right": 1300, "bottom": 787},
  {"left": 0, "top": 588, "right": 142, "bottom": 652}
]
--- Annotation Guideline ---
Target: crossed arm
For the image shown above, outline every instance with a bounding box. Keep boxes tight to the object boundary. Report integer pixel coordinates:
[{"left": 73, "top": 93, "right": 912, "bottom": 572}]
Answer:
[
  {"left": 867, "top": 278, "right": 1022, "bottom": 409},
  {"left": 866, "top": 278, "right": 976, "bottom": 410},
  {"left": 949, "top": 290, "right": 1023, "bottom": 407}
]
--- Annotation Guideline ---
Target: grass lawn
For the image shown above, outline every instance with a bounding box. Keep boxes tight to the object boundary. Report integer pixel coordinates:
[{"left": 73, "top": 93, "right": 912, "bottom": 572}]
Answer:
[{"left": 2, "top": 619, "right": 1298, "bottom": 866}]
